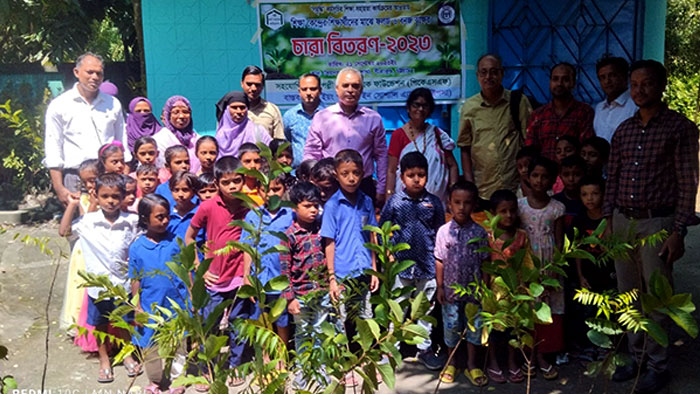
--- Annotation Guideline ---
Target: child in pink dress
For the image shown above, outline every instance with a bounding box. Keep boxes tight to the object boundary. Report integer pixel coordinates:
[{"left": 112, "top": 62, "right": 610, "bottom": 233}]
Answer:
[{"left": 518, "top": 156, "right": 565, "bottom": 380}]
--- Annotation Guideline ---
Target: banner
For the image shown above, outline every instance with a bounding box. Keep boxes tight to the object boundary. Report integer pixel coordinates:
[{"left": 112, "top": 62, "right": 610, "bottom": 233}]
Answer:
[{"left": 258, "top": 1, "right": 463, "bottom": 105}]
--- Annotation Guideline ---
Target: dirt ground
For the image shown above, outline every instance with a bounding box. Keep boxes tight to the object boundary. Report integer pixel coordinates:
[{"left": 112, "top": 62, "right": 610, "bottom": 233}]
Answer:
[{"left": 1, "top": 221, "right": 699, "bottom": 394}]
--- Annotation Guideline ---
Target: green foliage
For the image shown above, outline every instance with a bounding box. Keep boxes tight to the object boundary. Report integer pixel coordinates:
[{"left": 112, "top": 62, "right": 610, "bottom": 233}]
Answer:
[
  {"left": 232, "top": 144, "right": 433, "bottom": 392},
  {"left": 84, "top": 18, "right": 125, "bottom": 62},
  {"left": 0, "top": 0, "right": 137, "bottom": 64},
  {"left": 0, "top": 97, "right": 51, "bottom": 206},
  {"left": 665, "top": 0, "right": 700, "bottom": 124},
  {"left": 0, "top": 342, "right": 17, "bottom": 394},
  {"left": 265, "top": 49, "right": 290, "bottom": 74},
  {"left": 436, "top": 43, "right": 459, "bottom": 69},
  {"left": 573, "top": 224, "right": 698, "bottom": 385},
  {"left": 665, "top": 71, "right": 700, "bottom": 125},
  {"left": 665, "top": 0, "right": 700, "bottom": 76},
  {"left": 79, "top": 241, "right": 235, "bottom": 390},
  {"left": 71, "top": 141, "right": 431, "bottom": 393}
]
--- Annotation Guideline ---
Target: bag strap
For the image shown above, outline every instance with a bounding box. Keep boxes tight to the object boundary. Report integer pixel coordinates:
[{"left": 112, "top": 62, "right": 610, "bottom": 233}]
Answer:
[{"left": 510, "top": 89, "right": 523, "bottom": 133}]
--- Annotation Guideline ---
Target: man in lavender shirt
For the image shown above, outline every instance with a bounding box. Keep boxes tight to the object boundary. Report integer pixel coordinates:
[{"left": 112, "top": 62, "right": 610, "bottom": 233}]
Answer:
[{"left": 303, "top": 67, "right": 388, "bottom": 206}]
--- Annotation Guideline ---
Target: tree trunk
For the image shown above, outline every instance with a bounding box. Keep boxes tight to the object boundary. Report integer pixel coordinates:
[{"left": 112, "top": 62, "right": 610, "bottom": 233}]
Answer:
[{"left": 132, "top": 0, "right": 147, "bottom": 96}]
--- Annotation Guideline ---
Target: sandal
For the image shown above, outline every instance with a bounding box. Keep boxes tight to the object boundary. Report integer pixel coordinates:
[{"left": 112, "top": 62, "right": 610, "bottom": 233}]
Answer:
[
  {"left": 540, "top": 364, "right": 559, "bottom": 380},
  {"left": 169, "top": 387, "right": 186, "bottom": 394},
  {"left": 466, "top": 368, "right": 489, "bottom": 387},
  {"left": 508, "top": 368, "right": 525, "bottom": 383},
  {"left": 125, "top": 361, "right": 143, "bottom": 377},
  {"left": 144, "top": 384, "right": 161, "bottom": 394},
  {"left": 193, "top": 384, "right": 209, "bottom": 393},
  {"left": 227, "top": 376, "right": 245, "bottom": 387},
  {"left": 487, "top": 368, "right": 507, "bottom": 384},
  {"left": 440, "top": 365, "right": 457, "bottom": 383},
  {"left": 97, "top": 368, "right": 114, "bottom": 383}
]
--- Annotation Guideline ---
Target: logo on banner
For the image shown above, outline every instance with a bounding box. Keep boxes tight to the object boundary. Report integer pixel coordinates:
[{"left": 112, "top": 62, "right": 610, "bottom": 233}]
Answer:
[
  {"left": 438, "top": 3, "right": 456, "bottom": 26},
  {"left": 265, "top": 8, "right": 284, "bottom": 30}
]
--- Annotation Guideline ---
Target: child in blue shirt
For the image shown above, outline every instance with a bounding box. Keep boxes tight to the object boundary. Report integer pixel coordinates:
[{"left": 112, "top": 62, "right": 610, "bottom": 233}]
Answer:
[
  {"left": 129, "top": 194, "right": 189, "bottom": 394},
  {"left": 167, "top": 170, "right": 200, "bottom": 241},
  {"left": 310, "top": 158, "right": 338, "bottom": 205},
  {"left": 241, "top": 174, "right": 294, "bottom": 345},
  {"left": 322, "top": 149, "right": 379, "bottom": 303},
  {"left": 379, "top": 152, "right": 445, "bottom": 370},
  {"left": 155, "top": 145, "right": 191, "bottom": 208},
  {"left": 321, "top": 149, "right": 378, "bottom": 386}
]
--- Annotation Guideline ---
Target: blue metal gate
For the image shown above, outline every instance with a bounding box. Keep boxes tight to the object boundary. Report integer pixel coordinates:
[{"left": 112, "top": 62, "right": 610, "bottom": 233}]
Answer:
[{"left": 489, "top": 0, "right": 644, "bottom": 104}]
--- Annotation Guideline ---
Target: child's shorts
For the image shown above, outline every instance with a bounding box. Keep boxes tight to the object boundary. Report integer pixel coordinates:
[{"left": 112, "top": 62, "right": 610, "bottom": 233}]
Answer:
[
  {"left": 251, "top": 293, "right": 290, "bottom": 328},
  {"left": 442, "top": 301, "right": 482, "bottom": 347},
  {"left": 87, "top": 296, "right": 133, "bottom": 327}
]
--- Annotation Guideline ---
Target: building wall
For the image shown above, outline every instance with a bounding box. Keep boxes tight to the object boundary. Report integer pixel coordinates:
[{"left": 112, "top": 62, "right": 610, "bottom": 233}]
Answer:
[
  {"left": 143, "top": 0, "right": 260, "bottom": 133},
  {"left": 142, "top": 0, "right": 665, "bottom": 136}
]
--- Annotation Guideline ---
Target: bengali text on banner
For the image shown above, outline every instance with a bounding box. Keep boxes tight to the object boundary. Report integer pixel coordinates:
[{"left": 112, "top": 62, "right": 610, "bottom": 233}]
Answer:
[{"left": 258, "top": 1, "right": 463, "bottom": 105}]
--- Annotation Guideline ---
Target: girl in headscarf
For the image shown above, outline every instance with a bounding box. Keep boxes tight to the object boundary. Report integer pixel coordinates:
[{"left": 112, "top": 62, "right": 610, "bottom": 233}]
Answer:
[
  {"left": 153, "top": 95, "right": 201, "bottom": 173},
  {"left": 214, "top": 91, "right": 271, "bottom": 157},
  {"left": 126, "top": 97, "right": 161, "bottom": 152}
]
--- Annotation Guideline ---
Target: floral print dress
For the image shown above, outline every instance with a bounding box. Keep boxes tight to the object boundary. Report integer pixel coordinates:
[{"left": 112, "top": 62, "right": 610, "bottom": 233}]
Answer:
[{"left": 518, "top": 197, "right": 566, "bottom": 314}]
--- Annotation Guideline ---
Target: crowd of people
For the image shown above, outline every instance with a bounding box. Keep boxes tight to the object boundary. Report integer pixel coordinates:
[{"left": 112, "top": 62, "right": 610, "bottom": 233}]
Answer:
[{"left": 46, "top": 51, "right": 698, "bottom": 394}]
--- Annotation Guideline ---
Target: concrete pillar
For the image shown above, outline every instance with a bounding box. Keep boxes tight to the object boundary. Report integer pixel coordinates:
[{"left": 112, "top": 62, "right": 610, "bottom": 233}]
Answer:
[{"left": 643, "top": 0, "right": 667, "bottom": 61}]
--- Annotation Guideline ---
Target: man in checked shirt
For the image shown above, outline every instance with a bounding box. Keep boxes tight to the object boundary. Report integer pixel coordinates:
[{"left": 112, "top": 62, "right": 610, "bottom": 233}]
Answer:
[{"left": 604, "top": 59, "right": 699, "bottom": 394}]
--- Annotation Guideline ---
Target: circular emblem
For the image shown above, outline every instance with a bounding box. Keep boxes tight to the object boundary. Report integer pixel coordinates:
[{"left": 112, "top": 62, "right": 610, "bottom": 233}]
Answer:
[{"left": 438, "top": 4, "right": 456, "bottom": 25}]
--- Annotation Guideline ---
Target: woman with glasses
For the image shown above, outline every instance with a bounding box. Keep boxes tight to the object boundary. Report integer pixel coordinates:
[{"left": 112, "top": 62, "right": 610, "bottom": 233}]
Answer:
[
  {"left": 152, "top": 95, "right": 202, "bottom": 173},
  {"left": 386, "top": 88, "right": 459, "bottom": 204}
]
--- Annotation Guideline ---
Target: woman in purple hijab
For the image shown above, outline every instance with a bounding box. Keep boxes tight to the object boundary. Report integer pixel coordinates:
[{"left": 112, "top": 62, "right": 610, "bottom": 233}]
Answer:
[
  {"left": 126, "top": 97, "right": 161, "bottom": 152},
  {"left": 215, "top": 91, "right": 271, "bottom": 157},
  {"left": 153, "top": 95, "right": 201, "bottom": 172}
]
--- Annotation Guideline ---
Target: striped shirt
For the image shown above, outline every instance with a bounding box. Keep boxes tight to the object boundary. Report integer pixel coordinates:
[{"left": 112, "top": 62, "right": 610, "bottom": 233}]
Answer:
[
  {"left": 280, "top": 221, "right": 326, "bottom": 300},
  {"left": 525, "top": 99, "right": 595, "bottom": 160},
  {"left": 603, "top": 105, "right": 699, "bottom": 232}
]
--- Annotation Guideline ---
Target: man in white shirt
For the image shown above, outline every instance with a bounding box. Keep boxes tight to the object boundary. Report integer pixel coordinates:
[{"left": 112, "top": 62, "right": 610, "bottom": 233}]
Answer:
[
  {"left": 44, "top": 52, "right": 128, "bottom": 205},
  {"left": 593, "top": 56, "right": 637, "bottom": 142}
]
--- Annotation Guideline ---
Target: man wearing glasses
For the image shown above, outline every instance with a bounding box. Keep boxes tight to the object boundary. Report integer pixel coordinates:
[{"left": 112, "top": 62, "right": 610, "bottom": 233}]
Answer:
[
  {"left": 457, "top": 53, "right": 532, "bottom": 199},
  {"left": 303, "top": 67, "right": 388, "bottom": 207}
]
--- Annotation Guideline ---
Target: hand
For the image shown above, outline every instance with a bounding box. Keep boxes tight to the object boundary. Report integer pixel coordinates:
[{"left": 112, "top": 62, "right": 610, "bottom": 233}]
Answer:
[
  {"left": 436, "top": 287, "right": 446, "bottom": 305},
  {"left": 66, "top": 193, "right": 81, "bottom": 206},
  {"left": 369, "top": 275, "right": 379, "bottom": 292},
  {"left": 87, "top": 190, "right": 99, "bottom": 211},
  {"left": 203, "top": 270, "right": 220, "bottom": 287},
  {"left": 329, "top": 280, "right": 341, "bottom": 303},
  {"left": 375, "top": 193, "right": 386, "bottom": 208},
  {"left": 659, "top": 231, "right": 685, "bottom": 264},
  {"left": 288, "top": 298, "right": 301, "bottom": 315},
  {"left": 55, "top": 186, "right": 74, "bottom": 207},
  {"left": 579, "top": 277, "right": 591, "bottom": 290}
]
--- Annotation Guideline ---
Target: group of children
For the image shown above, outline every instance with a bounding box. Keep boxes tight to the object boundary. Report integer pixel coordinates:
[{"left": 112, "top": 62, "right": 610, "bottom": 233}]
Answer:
[{"left": 58, "top": 129, "right": 617, "bottom": 390}]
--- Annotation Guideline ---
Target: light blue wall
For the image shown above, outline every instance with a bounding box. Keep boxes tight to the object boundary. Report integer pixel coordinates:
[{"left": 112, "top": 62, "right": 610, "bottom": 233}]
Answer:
[
  {"left": 142, "top": 0, "right": 260, "bottom": 134},
  {"left": 142, "top": 0, "right": 665, "bottom": 137},
  {"left": 142, "top": 0, "right": 491, "bottom": 135}
]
